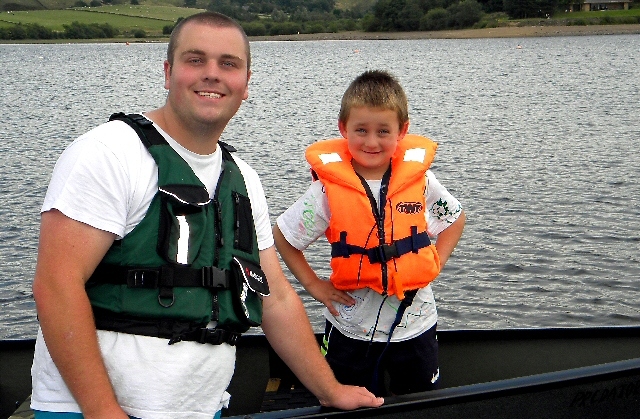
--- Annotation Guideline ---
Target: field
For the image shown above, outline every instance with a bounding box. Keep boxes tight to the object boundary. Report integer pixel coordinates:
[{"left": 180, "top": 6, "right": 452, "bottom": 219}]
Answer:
[
  {"left": 0, "top": 4, "right": 203, "bottom": 35},
  {"left": 556, "top": 9, "right": 640, "bottom": 19}
]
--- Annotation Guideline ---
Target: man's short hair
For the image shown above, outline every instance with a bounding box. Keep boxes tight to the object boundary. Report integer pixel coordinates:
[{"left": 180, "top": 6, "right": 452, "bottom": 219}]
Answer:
[{"left": 167, "top": 11, "right": 251, "bottom": 71}]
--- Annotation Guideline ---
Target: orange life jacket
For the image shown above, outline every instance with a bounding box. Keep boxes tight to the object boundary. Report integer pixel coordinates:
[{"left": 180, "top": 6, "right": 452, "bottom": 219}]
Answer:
[{"left": 305, "top": 134, "right": 441, "bottom": 300}]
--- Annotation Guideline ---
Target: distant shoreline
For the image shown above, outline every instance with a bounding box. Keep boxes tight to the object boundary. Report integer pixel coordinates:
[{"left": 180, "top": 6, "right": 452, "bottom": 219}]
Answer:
[
  {"left": 248, "top": 24, "right": 640, "bottom": 42},
  {"left": 2, "top": 23, "right": 639, "bottom": 44}
]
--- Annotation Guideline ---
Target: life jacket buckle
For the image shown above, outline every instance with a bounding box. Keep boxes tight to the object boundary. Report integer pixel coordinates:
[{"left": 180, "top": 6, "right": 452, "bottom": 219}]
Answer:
[
  {"left": 198, "top": 328, "right": 240, "bottom": 346},
  {"left": 369, "top": 244, "right": 399, "bottom": 264},
  {"left": 127, "top": 269, "right": 159, "bottom": 288},
  {"left": 201, "top": 266, "right": 229, "bottom": 288}
]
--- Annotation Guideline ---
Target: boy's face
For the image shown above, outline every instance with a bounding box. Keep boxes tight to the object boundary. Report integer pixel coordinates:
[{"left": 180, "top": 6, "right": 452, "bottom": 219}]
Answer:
[{"left": 339, "top": 106, "right": 409, "bottom": 180}]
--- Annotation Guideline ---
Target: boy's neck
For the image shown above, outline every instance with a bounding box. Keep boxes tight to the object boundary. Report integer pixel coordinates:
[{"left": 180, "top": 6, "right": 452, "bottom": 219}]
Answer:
[{"left": 351, "top": 160, "right": 390, "bottom": 181}]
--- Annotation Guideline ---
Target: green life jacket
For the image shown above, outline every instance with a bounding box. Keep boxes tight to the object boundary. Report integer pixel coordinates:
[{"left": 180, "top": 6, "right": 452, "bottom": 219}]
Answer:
[{"left": 86, "top": 113, "right": 269, "bottom": 345}]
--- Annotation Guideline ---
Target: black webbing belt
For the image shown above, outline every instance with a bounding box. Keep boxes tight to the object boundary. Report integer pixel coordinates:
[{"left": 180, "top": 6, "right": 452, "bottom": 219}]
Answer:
[
  {"left": 92, "top": 307, "right": 240, "bottom": 346},
  {"left": 89, "top": 264, "right": 230, "bottom": 289},
  {"left": 330, "top": 227, "right": 431, "bottom": 264}
]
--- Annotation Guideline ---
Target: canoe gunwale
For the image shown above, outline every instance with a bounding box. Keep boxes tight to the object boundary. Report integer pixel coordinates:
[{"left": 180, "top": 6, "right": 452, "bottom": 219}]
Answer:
[{"left": 224, "top": 356, "right": 640, "bottom": 418}]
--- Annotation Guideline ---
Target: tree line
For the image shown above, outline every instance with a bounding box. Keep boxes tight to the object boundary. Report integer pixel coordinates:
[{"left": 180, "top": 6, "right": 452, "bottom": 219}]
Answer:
[{"left": 1, "top": 0, "right": 638, "bottom": 40}]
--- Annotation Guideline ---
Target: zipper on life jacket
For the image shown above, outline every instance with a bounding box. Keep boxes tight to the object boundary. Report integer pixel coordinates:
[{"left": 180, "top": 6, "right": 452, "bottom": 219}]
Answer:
[{"left": 355, "top": 165, "right": 392, "bottom": 294}]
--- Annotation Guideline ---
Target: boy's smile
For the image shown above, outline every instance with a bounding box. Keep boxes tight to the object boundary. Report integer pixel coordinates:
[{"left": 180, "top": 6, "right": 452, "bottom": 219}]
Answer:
[{"left": 339, "top": 106, "right": 408, "bottom": 180}]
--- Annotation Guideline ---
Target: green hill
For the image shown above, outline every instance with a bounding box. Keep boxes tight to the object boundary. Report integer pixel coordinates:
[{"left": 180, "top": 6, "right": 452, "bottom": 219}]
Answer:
[{"left": 0, "top": 3, "right": 203, "bottom": 37}]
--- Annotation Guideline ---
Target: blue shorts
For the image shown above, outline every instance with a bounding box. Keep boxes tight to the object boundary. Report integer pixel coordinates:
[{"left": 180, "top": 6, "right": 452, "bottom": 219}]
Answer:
[
  {"left": 34, "top": 410, "right": 222, "bottom": 419},
  {"left": 322, "top": 321, "right": 439, "bottom": 396}
]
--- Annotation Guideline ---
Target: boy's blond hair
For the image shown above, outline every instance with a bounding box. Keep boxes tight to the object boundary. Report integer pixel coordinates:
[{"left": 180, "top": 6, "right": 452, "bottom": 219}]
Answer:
[{"left": 338, "top": 70, "right": 409, "bottom": 129}]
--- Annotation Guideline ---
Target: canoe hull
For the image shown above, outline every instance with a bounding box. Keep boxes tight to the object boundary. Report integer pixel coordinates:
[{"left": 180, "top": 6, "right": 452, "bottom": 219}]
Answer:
[{"left": 3, "top": 326, "right": 640, "bottom": 419}]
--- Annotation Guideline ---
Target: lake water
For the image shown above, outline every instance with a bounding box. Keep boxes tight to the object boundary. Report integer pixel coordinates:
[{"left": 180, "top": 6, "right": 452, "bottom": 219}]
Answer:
[{"left": 1, "top": 34, "right": 639, "bottom": 339}]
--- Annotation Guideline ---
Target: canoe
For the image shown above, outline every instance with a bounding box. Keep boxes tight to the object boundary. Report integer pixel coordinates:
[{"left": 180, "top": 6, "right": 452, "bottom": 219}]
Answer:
[{"left": 2, "top": 326, "right": 640, "bottom": 419}]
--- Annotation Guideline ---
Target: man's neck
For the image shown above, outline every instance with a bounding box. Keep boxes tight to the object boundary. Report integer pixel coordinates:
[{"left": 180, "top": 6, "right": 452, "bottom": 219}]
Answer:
[{"left": 145, "top": 107, "right": 222, "bottom": 155}]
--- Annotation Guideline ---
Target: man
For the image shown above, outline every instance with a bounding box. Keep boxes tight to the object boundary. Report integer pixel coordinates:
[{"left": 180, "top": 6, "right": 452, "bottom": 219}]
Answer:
[{"left": 31, "top": 12, "right": 384, "bottom": 419}]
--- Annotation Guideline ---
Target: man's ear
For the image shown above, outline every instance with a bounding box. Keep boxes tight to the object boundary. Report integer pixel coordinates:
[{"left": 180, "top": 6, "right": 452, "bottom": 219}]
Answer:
[{"left": 163, "top": 61, "right": 171, "bottom": 90}]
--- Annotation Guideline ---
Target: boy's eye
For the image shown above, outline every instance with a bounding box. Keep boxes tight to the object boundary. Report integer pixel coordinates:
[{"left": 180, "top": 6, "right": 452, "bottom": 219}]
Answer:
[
  {"left": 356, "top": 128, "right": 367, "bottom": 133},
  {"left": 378, "top": 129, "right": 390, "bottom": 135}
]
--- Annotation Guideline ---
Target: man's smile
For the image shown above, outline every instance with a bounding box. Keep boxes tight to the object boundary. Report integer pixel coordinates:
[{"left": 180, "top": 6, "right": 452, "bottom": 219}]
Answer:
[{"left": 197, "top": 91, "right": 222, "bottom": 99}]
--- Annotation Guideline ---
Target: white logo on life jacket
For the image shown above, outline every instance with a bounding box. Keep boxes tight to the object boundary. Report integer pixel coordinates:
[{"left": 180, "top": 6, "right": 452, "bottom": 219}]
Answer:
[
  {"left": 240, "top": 282, "right": 250, "bottom": 319},
  {"left": 245, "top": 267, "right": 264, "bottom": 283}
]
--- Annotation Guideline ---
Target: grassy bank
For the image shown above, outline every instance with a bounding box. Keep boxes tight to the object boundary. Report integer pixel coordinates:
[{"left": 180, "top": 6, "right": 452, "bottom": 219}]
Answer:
[{"left": 0, "top": 4, "right": 203, "bottom": 36}]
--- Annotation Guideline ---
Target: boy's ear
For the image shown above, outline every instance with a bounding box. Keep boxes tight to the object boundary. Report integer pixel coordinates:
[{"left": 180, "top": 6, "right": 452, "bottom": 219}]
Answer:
[
  {"left": 398, "top": 121, "right": 409, "bottom": 140},
  {"left": 338, "top": 120, "right": 347, "bottom": 138}
]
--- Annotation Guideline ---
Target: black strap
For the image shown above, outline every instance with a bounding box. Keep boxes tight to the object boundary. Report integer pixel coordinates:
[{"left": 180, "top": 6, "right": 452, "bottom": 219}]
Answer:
[
  {"left": 92, "top": 307, "right": 240, "bottom": 346},
  {"left": 330, "top": 229, "right": 431, "bottom": 264},
  {"left": 109, "top": 112, "right": 162, "bottom": 148},
  {"left": 110, "top": 112, "right": 238, "bottom": 153},
  {"left": 89, "top": 263, "right": 230, "bottom": 289}
]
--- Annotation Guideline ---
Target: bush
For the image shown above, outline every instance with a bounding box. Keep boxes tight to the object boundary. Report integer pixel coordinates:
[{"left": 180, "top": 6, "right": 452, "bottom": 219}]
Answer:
[
  {"left": 396, "top": 0, "right": 423, "bottom": 31},
  {"left": 600, "top": 15, "right": 614, "bottom": 24},
  {"left": 242, "top": 21, "right": 267, "bottom": 36},
  {"left": 269, "top": 21, "right": 302, "bottom": 35},
  {"left": 420, "top": 7, "right": 449, "bottom": 30},
  {"left": 5, "top": 24, "right": 26, "bottom": 39},
  {"left": 568, "top": 18, "right": 587, "bottom": 26},
  {"left": 303, "top": 22, "right": 326, "bottom": 33},
  {"left": 133, "top": 29, "right": 146, "bottom": 37},
  {"left": 446, "top": 0, "right": 483, "bottom": 29},
  {"left": 361, "top": 13, "right": 379, "bottom": 32},
  {"left": 3, "top": 3, "right": 39, "bottom": 10},
  {"left": 63, "top": 21, "right": 119, "bottom": 38}
]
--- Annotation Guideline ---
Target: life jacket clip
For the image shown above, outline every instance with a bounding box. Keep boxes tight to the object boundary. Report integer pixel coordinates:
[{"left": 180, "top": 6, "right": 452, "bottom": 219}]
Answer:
[
  {"left": 197, "top": 328, "right": 240, "bottom": 346},
  {"left": 201, "top": 266, "right": 229, "bottom": 288},
  {"left": 368, "top": 244, "right": 399, "bottom": 264}
]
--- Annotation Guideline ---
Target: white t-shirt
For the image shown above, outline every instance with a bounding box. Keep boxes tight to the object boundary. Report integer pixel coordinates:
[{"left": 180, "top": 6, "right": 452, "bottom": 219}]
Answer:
[
  {"left": 31, "top": 116, "right": 274, "bottom": 419},
  {"left": 276, "top": 171, "right": 462, "bottom": 343}
]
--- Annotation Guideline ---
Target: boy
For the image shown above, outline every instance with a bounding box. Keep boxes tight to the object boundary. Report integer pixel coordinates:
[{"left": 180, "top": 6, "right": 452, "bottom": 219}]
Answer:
[{"left": 274, "top": 70, "right": 465, "bottom": 396}]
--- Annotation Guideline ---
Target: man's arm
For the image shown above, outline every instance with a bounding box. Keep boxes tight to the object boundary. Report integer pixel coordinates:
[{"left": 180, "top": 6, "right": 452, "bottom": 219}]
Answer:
[
  {"left": 32, "top": 209, "right": 130, "bottom": 419},
  {"left": 258, "top": 245, "right": 384, "bottom": 410},
  {"left": 434, "top": 210, "right": 466, "bottom": 268}
]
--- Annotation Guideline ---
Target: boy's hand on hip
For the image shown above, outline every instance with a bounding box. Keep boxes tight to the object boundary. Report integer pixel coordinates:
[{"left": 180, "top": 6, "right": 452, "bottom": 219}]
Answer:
[{"left": 307, "top": 280, "right": 355, "bottom": 316}]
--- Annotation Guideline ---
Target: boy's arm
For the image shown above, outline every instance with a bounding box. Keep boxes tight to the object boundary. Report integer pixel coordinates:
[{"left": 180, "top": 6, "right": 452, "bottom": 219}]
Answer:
[
  {"left": 273, "top": 225, "right": 354, "bottom": 315},
  {"left": 434, "top": 210, "right": 466, "bottom": 268},
  {"left": 259, "top": 245, "right": 383, "bottom": 409}
]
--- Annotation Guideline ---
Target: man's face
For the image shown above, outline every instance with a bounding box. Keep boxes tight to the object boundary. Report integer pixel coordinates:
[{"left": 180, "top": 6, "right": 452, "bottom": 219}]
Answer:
[{"left": 164, "top": 22, "right": 250, "bottom": 130}]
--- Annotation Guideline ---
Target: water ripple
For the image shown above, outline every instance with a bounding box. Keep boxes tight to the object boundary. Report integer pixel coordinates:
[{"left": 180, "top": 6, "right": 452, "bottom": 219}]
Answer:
[{"left": 2, "top": 36, "right": 640, "bottom": 338}]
